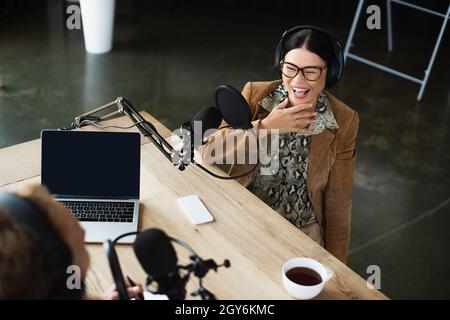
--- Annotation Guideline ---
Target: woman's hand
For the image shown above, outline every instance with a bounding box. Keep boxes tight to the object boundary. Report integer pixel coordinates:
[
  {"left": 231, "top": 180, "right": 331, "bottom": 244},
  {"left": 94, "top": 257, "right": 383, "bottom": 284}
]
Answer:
[
  {"left": 102, "top": 284, "right": 144, "bottom": 300},
  {"left": 87, "top": 278, "right": 144, "bottom": 300},
  {"left": 260, "top": 98, "right": 317, "bottom": 134}
]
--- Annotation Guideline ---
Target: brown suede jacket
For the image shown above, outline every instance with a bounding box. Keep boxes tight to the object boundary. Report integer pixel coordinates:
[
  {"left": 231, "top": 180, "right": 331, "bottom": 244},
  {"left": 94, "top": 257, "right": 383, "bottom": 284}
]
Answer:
[{"left": 198, "top": 80, "right": 359, "bottom": 263}]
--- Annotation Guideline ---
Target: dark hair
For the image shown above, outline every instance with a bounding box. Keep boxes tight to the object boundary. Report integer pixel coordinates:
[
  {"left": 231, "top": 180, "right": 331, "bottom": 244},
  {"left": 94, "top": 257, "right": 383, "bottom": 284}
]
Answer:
[
  {"left": 283, "top": 29, "right": 336, "bottom": 66},
  {"left": 0, "top": 209, "right": 61, "bottom": 299}
]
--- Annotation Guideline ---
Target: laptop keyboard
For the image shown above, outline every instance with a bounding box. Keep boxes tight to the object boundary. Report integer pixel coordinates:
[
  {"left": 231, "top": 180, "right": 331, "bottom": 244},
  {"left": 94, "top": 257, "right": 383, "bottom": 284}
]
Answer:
[{"left": 60, "top": 201, "right": 135, "bottom": 223}]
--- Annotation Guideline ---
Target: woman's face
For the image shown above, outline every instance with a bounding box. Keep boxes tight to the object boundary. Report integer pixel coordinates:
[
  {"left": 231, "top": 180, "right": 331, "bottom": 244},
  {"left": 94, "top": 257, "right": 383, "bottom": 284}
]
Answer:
[{"left": 281, "top": 47, "right": 327, "bottom": 107}]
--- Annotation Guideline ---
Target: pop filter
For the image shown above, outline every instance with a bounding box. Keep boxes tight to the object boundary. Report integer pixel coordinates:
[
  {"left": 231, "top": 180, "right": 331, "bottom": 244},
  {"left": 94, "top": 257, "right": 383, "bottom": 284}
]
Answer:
[{"left": 215, "top": 85, "right": 252, "bottom": 129}]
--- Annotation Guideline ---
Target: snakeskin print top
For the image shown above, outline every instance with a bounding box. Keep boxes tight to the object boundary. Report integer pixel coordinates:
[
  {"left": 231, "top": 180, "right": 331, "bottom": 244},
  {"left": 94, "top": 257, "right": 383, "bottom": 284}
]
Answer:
[{"left": 248, "top": 83, "right": 339, "bottom": 229}]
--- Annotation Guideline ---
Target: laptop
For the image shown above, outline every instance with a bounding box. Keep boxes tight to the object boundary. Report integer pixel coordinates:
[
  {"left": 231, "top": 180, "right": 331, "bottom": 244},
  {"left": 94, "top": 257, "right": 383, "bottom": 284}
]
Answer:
[{"left": 41, "top": 130, "right": 141, "bottom": 243}]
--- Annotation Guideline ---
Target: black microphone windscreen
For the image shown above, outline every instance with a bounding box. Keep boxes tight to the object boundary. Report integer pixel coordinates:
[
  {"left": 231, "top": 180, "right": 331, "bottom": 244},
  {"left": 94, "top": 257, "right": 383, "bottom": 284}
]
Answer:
[
  {"left": 133, "top": 228, "right": 178, "bottom": 278},
  {"left": 191, "top": 106, "right": 223, "bottom": 136}
]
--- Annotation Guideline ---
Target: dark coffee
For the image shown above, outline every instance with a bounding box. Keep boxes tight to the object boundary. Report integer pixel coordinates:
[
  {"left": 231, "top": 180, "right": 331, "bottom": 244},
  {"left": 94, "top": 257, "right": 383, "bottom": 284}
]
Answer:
[{"left": 285, "top": 267, "right": 322, "bottom": 286}]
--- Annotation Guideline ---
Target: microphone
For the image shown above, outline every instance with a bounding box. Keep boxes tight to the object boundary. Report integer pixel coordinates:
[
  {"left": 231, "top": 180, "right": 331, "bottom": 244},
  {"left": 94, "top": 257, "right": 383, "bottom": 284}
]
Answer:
[
  {"left": 133, "top": 229, "right": 177, "bottom": 277},
  {"left": 133, "top": 229, "right": 187, "bottom": 300},
  {"left": 131, "top": 228, "right": 230, "bottom": 300},
  {"left": 189, "top": 106, "right": 223, "bottom": 150},
  {"left": 174, "top": 85, "right": 260, "bottom": 179},
  {"left": 178, "top": 85, "right": 253, "bottom": 156}
]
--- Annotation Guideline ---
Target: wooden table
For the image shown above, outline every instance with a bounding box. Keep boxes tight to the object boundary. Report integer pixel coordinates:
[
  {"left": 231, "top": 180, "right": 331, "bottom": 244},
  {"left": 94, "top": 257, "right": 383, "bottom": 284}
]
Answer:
[{"left": 0, "top": 112, "right": 387, "bottom": 300}]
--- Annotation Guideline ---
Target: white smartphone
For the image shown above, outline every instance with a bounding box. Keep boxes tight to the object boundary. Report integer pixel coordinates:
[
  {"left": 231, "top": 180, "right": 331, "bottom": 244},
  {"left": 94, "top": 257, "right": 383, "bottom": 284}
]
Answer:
[{"left": 177, "top": 195, "right": 214, "bottom": 225}]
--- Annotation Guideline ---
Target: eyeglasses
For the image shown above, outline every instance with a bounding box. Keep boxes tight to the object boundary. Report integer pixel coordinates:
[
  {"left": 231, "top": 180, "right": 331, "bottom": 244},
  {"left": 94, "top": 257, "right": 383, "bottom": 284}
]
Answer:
[{"left": 280, "top": 61, "right": 327, "bottom": 81}]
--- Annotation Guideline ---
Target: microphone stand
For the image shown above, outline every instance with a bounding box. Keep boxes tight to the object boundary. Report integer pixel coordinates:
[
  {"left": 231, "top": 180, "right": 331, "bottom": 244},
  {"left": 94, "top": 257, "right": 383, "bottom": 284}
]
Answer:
[
  {"left": 111, "top": 230, "right": 230, "bottom": 300},
  {"left": 69, "top": 97, "right": 188, "bottom": 171},
  {"left": 171, "top": 237, "right": 230, "bottom": 300},
  {"left": 67, "top": 97, "right": 260, "bottom": 178}
]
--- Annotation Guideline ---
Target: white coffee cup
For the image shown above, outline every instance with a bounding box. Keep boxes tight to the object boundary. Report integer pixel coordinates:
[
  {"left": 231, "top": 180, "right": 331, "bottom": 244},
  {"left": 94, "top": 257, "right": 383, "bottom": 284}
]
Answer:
[{"left": 282, "top": 257, "right": 334, "bottom": 300}]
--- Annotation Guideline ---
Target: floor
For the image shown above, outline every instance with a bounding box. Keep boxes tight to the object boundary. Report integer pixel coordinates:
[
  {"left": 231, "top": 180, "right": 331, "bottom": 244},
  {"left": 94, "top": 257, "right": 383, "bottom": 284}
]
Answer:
[{"left": 0, "top": 0, "right": 449, "bottom": 299}]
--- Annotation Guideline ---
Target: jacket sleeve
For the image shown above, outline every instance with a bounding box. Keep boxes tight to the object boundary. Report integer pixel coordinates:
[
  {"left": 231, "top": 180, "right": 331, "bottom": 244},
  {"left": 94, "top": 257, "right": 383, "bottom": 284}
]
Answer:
[
  {"left": 323, "top": 110, "right": 359, "bottom": 264},
  {"left": 198, "top": 82, "right": 267, "bottom": 165}
]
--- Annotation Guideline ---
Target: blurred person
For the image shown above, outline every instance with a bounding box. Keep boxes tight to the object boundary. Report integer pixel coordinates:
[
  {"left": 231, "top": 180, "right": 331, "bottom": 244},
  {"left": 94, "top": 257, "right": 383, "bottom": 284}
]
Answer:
[{"left": 0, "top": 184, "right": 143, "bottom": 299}]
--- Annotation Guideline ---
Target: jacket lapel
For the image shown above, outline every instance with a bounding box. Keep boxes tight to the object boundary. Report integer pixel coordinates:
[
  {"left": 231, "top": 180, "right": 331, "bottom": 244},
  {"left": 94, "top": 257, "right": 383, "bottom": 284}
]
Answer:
[{"left": 308, "top": 129, "right": 336, "bottom": 187}]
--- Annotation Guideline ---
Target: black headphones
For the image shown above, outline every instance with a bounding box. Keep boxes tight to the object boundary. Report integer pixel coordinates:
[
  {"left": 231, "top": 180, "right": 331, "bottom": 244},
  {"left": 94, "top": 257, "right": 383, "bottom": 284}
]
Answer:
[
  {"left": 274, "top": 25, "right": 344, "bottom": 88},
  {"left": 0, "top": 191, "right": 85, "bottom": 299}
]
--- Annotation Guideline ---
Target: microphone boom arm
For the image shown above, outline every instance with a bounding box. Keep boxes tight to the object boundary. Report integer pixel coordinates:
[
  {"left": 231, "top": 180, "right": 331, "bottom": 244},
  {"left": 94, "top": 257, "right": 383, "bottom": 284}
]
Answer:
[
  {"left": 120, "top": 97, "right": 180, "bottom": 167},
  {"left": 72, "top": 97, "right": 186, "bottom": 170},
  {"left": 69, "top": 96, "right": 260, "bottom": 177}
]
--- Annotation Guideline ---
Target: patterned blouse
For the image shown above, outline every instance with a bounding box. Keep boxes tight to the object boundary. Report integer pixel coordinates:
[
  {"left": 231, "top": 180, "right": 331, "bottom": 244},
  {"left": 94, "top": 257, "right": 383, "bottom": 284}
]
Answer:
[{"left": 248, "top": 84, "right": 339, "bottom": 229}]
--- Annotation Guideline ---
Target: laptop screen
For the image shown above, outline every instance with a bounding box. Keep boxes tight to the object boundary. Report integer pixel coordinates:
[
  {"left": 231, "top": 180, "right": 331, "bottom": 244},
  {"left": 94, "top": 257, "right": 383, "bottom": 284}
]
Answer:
[{"left": 41, "top": 130, "right": 140, "bottom": 199}]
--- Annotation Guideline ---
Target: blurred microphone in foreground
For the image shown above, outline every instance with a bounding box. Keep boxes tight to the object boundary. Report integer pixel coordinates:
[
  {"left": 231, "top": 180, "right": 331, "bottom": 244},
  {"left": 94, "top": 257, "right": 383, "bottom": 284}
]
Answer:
[{"left": 105, "top": 228, "right": 231, "bottom": 300}]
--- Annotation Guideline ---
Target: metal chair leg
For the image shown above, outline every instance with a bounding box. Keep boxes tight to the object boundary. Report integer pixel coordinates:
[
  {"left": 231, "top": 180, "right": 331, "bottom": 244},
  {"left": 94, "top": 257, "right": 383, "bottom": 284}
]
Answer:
[
  {"left": 344, "top": 0, "right": 365, "bottom": 63},
  {"left": 387, "top": 0, "right": 393, "bottom": 51},
  {"left": 417, "top": 3, "right": 450, "bottom": 101}
]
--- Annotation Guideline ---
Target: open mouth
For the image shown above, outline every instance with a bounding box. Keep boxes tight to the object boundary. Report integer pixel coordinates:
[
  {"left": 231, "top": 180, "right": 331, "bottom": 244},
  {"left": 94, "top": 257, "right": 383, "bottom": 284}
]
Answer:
[{"left": 292, "top": 87, "right": 311, "bottom": 99}]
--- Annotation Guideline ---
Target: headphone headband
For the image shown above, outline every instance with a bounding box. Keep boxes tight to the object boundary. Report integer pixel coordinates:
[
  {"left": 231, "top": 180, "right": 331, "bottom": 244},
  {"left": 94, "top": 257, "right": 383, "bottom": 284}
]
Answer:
[{"left": 274, "top": 25, "right": 344, "bottom": 88}]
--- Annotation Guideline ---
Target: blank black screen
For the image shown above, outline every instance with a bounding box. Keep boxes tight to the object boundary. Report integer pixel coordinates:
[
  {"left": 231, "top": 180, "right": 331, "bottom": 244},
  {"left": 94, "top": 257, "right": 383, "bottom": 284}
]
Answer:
[{"left": 41, "top": 130, "right": 140, "bottom": 199}]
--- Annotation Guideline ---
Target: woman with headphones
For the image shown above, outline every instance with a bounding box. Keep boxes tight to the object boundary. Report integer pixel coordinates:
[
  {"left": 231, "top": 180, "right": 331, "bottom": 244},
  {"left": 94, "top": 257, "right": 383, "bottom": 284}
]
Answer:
[
  {"left": 0, "top": 184, "right": 143, "bottom": 299},
  {"left": 199, "top": 26, "right": 359, "bottom": 264}
]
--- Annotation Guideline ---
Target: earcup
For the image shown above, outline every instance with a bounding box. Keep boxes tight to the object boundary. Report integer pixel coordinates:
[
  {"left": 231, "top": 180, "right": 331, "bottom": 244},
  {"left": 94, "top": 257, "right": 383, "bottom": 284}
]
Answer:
[{"left": 325, "top": 55, "right": 339, "bottom": 88}]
